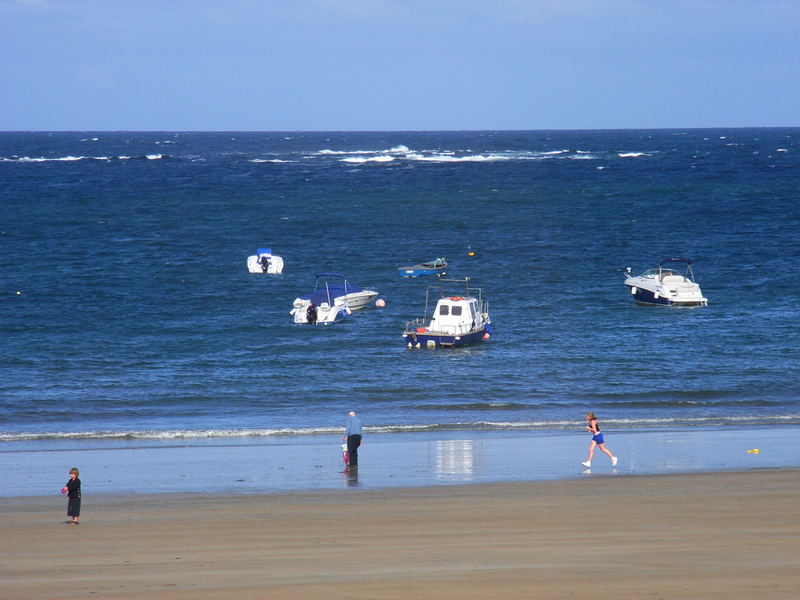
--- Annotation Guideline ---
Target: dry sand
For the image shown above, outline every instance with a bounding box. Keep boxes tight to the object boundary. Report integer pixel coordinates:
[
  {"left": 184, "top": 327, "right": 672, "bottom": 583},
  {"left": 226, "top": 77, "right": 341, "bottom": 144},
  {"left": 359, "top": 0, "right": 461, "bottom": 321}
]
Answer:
[{"left": 3, "top": 469, "right": 799, "bottom": 599}]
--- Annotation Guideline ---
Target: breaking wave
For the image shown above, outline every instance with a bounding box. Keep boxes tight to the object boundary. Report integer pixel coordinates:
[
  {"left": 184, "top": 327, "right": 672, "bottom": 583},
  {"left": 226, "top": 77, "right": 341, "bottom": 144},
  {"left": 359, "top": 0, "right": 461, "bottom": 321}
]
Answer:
[
  {"left": 3, "top": 414, "right": 798, "bottom": 442},
  {"left": 1, "top": 154, "right": 166, "bottom": 162}
]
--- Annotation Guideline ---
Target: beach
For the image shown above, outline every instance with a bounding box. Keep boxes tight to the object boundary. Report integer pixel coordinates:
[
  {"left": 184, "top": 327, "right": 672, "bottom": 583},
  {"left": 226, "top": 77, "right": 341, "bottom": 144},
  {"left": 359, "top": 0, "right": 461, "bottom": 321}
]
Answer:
[{"left": 3, "top": 468, "right": 799, "bottom": 599}]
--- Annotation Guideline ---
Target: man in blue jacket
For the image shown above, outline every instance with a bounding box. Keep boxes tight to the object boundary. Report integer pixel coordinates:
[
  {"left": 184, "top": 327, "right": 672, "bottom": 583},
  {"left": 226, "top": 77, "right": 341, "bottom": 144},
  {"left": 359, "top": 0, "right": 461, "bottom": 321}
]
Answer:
[{"left": 343, "top": 411, "right": 362, "bottom": 467}]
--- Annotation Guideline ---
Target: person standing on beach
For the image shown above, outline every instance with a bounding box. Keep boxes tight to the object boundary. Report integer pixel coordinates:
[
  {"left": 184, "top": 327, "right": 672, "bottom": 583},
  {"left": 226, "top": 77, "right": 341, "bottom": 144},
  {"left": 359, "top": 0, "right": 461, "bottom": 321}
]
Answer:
[
  {"left": 61, "top": 467, "right": 81, "bottom": 525},
  {"left": 582, "top": 412, "right": 618, "bottom": 468},
  {"left": 343, "top": 411, "right": 362, "bottom": 467}
]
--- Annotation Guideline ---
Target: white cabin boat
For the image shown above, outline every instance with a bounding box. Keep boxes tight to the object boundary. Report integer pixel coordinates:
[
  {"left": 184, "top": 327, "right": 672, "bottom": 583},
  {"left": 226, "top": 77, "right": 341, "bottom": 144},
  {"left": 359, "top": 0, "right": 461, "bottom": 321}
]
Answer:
[
  {"left": 402, "top": 279, "right": 492, "bottom": 348},
  {"left": 624, "top": 258, "right": 708, "bottom": 306}
]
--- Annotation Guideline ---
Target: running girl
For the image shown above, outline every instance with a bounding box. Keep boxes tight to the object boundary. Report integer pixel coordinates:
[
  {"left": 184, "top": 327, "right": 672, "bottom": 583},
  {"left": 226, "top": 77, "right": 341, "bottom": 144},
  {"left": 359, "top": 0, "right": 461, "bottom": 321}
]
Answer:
[{"left": 581, "top": 412, "right": 618, "bottom": 468}]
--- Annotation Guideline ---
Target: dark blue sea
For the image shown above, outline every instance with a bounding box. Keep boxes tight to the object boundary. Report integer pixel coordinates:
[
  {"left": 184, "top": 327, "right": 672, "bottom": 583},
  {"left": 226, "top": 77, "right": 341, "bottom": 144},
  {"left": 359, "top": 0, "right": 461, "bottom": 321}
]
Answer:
[{"left": 1, "top": 129, "right": 799, "bottom": 493}]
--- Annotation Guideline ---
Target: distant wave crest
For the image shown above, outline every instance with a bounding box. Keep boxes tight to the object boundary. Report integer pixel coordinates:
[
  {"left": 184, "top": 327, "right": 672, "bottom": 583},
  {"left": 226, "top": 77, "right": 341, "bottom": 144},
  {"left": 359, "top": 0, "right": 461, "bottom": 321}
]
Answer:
[
  {"left": 0, "top": 145, "right": 632, "bottom": 166},
  {"left": 1, "top": 154, "right": 166, "bottom": 162}
]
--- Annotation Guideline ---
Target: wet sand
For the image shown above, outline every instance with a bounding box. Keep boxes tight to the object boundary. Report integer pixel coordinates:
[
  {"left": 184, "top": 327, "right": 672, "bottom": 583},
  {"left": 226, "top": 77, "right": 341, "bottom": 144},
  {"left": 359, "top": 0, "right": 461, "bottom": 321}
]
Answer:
[{"left": 3, "top": 468, "right": 799, "bottom": 599}]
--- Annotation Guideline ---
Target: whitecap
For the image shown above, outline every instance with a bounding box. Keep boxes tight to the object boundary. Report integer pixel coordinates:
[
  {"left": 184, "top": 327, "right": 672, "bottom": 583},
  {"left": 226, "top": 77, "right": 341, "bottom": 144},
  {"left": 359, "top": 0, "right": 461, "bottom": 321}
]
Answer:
[
  {"left": 250, "top": 158, "right": 293, "bottom": 163},
  {"left": 146, "top": 154, "right": 163, "bottom": 160},
  {"left": 51, "top": 155, "right": 87, "bottom": 161},
  {"left": 617, "top": 152, "right": 648, "bottom": 158},
  {"left": 411, "top": 153, "right": 511, "bottom": 162},
  {"left": 11, "top": 155, "right": 88, "bottom": 162},
  {"left": 340, "top": 155, "right": 395, "bottom": 163},
  {"left": 776, "top": 148, "right": 789, "bottom": 153}
]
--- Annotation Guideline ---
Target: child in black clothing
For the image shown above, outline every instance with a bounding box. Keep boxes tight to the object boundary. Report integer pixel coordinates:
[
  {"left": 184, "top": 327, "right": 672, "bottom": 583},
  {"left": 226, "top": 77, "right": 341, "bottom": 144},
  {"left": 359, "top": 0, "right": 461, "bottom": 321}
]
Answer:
[{"left": 61, "top": 467, "right": 81, "bottom": 526}]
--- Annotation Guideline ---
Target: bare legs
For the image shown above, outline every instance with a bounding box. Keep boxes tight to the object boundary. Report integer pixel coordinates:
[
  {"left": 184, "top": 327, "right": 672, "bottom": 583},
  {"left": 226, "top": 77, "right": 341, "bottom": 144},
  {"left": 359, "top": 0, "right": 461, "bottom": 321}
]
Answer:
[{"left": 583, "top": 441, "right": 617, "bottom": 467}]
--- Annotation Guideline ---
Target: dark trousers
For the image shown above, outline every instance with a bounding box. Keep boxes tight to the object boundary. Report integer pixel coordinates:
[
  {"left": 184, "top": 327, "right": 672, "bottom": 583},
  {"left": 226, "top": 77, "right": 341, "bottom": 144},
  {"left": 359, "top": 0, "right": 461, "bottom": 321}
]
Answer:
[
  {"left": 347, "top": 434, "right": 362, "bottom": 466},
  {"left": 68, "top": 497, "right": 81, "bottom": 517}
]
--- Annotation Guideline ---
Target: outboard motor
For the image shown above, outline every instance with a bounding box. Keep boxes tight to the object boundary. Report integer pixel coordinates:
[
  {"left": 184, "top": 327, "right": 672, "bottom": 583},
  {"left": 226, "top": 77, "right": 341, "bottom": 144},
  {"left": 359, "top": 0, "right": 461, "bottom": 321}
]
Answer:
[{"left": 306, "top": 303, "right": 317, "bottom": 325}]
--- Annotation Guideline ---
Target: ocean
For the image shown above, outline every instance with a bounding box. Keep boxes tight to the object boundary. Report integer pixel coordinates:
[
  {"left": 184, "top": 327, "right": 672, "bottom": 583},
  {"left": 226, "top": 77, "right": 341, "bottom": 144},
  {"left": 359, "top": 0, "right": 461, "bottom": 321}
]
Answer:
[{"left": 2, "top": 129, "right": 798, "bottom": 494}]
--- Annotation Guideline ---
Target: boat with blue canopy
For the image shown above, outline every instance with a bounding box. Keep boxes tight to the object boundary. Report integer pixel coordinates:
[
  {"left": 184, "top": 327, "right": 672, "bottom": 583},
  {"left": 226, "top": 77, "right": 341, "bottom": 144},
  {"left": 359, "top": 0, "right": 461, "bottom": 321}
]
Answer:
[{"left": 290, "top": 273, "right": 378, "bottom": 325}]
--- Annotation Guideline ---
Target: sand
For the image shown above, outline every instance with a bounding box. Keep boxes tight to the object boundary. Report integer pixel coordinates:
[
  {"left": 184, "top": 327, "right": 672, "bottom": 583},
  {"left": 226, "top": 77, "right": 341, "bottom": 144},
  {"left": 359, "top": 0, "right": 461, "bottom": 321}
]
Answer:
[{"left": 3, "top": 469, "right": 799, "bottom": 599}]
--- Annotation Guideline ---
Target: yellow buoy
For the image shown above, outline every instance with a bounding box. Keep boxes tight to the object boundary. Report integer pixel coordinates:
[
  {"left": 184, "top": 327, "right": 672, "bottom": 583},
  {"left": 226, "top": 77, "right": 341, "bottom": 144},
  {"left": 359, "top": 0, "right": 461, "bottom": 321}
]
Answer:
[{"left": 747, "top": 448, "right": 760, "bottom": 454}]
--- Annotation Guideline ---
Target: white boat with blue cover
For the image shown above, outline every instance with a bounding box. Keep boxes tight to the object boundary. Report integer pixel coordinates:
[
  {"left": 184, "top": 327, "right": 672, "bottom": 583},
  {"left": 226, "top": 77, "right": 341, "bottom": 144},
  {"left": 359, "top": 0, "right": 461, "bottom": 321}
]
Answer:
[
  {"left": 624, "top": 258, "right": 708, "bottom": 306},
  {"left": 247, "top": 248, "right": 284, "bottom": 274},
  {"left": 290, "top": 287, "right": 350, "bottom": 325},
  {"left": 289, "top": 273, "right": 378, "bottom": 325},
  {"left": 398, "top": 257, "right": 447, "bottom": 278},
  {"left": 403, "top": 279, "right": 492, "bottom": 348}
]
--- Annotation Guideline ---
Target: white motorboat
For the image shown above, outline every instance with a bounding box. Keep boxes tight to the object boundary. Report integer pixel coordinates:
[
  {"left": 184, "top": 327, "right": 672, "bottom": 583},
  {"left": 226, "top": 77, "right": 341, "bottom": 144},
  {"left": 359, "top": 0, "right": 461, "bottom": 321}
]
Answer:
[
  {"left": 624, "top": 258, "right": 708, "bottom": 306},
  {"left": 290, "top": 292, "right": 350, "bottom": 325},
  {"left": 289, "top": 273, "right": 378, "bottom": 325},
  {"left": 247, "top": 248, "right": 284, "bottom": 274},
  {"left": 300, "top": 273, "right": 378, "bottom": 311}
]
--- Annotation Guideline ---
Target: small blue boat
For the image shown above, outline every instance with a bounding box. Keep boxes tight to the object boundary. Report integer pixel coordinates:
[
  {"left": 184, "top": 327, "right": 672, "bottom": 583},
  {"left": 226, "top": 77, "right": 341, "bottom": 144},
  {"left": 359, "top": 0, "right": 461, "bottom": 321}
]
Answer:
[
  {"left": 398, "top": 257, "right": 447, "bottom": 278},
  {"left": 402, "top": 279, "right": 492, "bottom": 348}
]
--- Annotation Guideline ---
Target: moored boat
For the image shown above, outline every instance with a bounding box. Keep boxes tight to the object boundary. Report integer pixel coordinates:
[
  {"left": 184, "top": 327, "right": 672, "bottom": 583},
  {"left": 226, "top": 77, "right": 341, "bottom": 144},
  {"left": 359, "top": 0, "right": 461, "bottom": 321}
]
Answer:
[
  {"left": 624, "top": 258, "right": 708, "bottom": 306},
  {"left": 398, "top": 257, "right": 447, "bottom": 278},
  {"left": 247, "top": 248, "right": 284, "bottom": 274},
  {"left": 290, "top": 273, "right": 378, "bottom": 325},
  {"left": 304, "top": 273, "right": 378, "bottom": 311},
  {"left": 289, "top": 288, "right": 350, "bottom": 325},
  {"left": 402, "top": 279, "right": 491, "bottom": 348}
]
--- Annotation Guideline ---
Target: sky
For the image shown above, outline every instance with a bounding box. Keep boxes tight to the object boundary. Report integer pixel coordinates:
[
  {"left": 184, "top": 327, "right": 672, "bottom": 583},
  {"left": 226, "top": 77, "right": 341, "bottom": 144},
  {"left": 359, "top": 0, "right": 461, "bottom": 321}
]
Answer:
[{"left": 1, "top": 0, "right": 798, "bottom": 131}]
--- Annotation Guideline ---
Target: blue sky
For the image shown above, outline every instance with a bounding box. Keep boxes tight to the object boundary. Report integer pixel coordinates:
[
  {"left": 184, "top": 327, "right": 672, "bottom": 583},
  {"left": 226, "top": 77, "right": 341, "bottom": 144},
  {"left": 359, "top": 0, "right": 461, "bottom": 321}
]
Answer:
[{"left": 1, "top": 0, "right": 798, "bottom": 130}]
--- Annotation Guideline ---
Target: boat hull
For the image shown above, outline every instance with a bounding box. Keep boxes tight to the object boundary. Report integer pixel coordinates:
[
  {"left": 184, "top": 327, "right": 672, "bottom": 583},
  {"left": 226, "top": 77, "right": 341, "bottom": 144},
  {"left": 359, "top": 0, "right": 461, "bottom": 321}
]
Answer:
[
  {"left": 402, "top": 327, "right": 488, "bottom": 348},
  {"left": 399, "top": 267, "right": 446, "bottom": 278},
  {"left": 344, "top": 290, "right": 379, "bottom": 310},
  {"left": 625, "top": 282, "right": 707, "bottom": 307}
]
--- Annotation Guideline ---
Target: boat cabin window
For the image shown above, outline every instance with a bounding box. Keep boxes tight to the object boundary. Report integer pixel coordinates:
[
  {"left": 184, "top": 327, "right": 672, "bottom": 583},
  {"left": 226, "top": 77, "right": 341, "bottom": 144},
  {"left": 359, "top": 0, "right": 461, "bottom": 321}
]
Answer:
[
  {"left": 451, "top": 306, "right": 462, "bottom": 316},
  {"left": 439, "top": 305, "right": 449, "bottom": 315}
]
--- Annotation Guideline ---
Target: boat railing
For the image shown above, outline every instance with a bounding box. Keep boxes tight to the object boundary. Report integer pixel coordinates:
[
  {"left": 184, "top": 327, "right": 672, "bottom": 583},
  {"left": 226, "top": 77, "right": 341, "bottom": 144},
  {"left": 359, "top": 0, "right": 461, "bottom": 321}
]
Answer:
[{"left": 404, "top": 319, "right": 476, "bottom": 335}]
